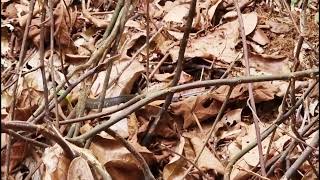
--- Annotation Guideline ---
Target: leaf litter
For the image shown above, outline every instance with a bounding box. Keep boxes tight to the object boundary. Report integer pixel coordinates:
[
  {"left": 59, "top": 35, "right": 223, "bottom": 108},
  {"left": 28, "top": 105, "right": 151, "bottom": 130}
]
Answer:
[{"left": 1, "top": 0, "right": 318, "bottom": 179}]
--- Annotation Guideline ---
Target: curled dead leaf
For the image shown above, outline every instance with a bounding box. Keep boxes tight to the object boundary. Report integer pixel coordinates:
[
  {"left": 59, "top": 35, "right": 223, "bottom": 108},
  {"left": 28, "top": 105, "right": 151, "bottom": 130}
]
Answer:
[
  {"left": 171, "top": 95, "right": 222, "bottom": 129},
  {"left": 266, "top": 20, "right": 290, "bottom": 34},
  {"left": 189, "top": 137, "right": 225, "bottom": 174},
  {"left": 251, "top": 28, "right": 270, "bottom": 45},
  {"left": 67, "top": 157, "right": 94, "bottom": 180},
  {"left": 163, "top": 136, "right": 187, "bottom": 180}
]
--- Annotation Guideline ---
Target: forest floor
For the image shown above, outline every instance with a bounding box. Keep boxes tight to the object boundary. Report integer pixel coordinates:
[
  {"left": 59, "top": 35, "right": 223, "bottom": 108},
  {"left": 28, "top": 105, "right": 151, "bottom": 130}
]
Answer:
[{"left": 1, "top": 0, "right": 319, "bottom": 179}]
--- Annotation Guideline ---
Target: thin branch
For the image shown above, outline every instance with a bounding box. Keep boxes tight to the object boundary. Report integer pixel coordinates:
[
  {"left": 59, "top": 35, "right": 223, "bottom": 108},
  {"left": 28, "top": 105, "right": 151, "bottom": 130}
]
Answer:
[
  {"left": 159, "top": 144, "right": 208, "bottom": 178},
  {"left": 5, "top": 135, "right": 12, "bottom": 179},
  {"left": 49, "top": 0, "right": 59, "bottom": 128},
  {"left": 105, "top": 129, "right": 155, "bottom": 180},
  {"left": 149, "top": 53, "right": 169, "bottom": 79},
  {"left": 10, "top": 0, "right": 36, "bottom": 119},
  {"left": 182, "top": 86, "right": 234, "bottom": 178},
  {"left": 234, "top": 165, "right": 271, "bottom": 180},
  {"left": 29, "top": 58, "right": 119, "bottom": 124},
  {"left": 63, "top": 70, "right": 317, "bottom": 145},
  {"left": 141, "top": 0, "right": 197, "bottom": 146},
  {"left": 224, "top": 80, "right": 319, "bottom": 180},
  {"left": 233, "top": 0, "right": 266, "bottom": 175},
  {"left": 2, "top": 129, "right": 49, "bottom": 148},
  {"left": 6, "top": 0, "right": 36, "bottom": 177},
  {"left": 281, "top": 130, "right": 319, "bottom": 179},
  {"left": 145, "top": 0, "right": 151, "bottom": 89},
  {"left": 39, "top": 0, "right": 50, "bottom": 121},
  {"left": 266, "top": 114, "right": 319, "bottom": 176},
  {"left": 2, "top": 121, "right": 76, "bottom": 159}
]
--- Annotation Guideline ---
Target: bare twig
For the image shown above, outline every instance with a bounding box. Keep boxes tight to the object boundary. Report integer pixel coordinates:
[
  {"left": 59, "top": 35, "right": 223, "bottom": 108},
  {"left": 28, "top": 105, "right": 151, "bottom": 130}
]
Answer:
[
  {"left": 105, "top": 129, "right": 155, "bottom": 180},
  {"left": 6, "top": 0, "right": 36, "bottom": 177},
  {"left": 49, "top": 0, "right": 59, "bottom": 128},
  {"left": 233, "top": 0, "right": 267, "bottom": 175},
  {"left": 145, "top": 0, "right": 151, "bottom": 89},
  {"left": 266, "top": 114, "right": 319, "bottom": 176},
  {"left": 141, "top": 0, "right": 197, "bottom": 146},
  {"left": 5, "top": 135, "right": 12, "bottom": 179},
  {"left": 10, "top": 0, "right": 36, "bottom": 122},
  {"left": 39, "top": 0, "right": 50, "bottom": 121},
  {"left": 224, "top": 80, "right": 319, "bottom": 180},
  {"left": 149, "top": 53, "right": 169, "bottom": 79},
  {"left": 1, "top": 129, "right": 49, "bottom": 148},
  {"left": 159, "top": 144, "right": 208, "bottom": 178},
  {"left": 2, "top": 121, "right": 76, "bottom": 159},
  {"left": 234, "top": 165, "right": 271, "bottom": 180},
  {"left": 281, "top": 130, "right": 319, "bottom": 179},
  {"left": 61, "top": 69, "right": 317, "bottom": 129},
  {"left": 181, "top": 86, "right": 234, "bottom": 178}
]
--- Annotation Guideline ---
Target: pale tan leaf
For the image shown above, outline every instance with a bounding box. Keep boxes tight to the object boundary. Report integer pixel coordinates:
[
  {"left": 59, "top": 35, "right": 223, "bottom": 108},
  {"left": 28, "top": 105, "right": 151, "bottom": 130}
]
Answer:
[
  {"left": 42, "top": 144, "right": 71, "bottom": 180},
  {"left": 67, "top": 157, "right": 94, "bottom": 180},
  {"left": 190, "top": 137, "right": 225, "bottom": 174},
  {"left": 266, "top": 20, "right": 291, "bottom": 34},
  {"left": 163, "top": 136, "right": 187, "bottom": 180},
  {"left": 251, "top": 28, "right": 270, "bottom": 45},
  {"left": 242, "top": 123, "right": 272, "bottom": 167}
]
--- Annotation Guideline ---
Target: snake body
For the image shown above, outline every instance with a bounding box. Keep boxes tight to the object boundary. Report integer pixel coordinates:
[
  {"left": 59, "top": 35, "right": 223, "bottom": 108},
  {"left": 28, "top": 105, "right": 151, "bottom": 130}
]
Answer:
[{"left": 85, "top": 95, "right": 136, "bottom": 109}]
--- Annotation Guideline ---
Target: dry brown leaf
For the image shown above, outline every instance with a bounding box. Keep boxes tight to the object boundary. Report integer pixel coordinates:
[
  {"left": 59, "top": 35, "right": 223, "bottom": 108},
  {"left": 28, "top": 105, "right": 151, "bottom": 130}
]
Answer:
[
  {"left": 89, "top": 135, "right": 156, "bottom": 179},
  {"left": 228, "top": 142, "right": 251, "bottom": 180},
  {"left": 211, "top": 82, "right": 279, "bottom": 103},
  {"left": 104, "top": 160, "right": 144, "bottom": 180},
  {"left": 89, "top": 135, "right": 155, "bottom": 169},
  {"left": 242, "top": 123, "right": 272, "bottom": 167},
  {"left": 2, "top": 3, "right": 18, "bottom": 18},
  {"left": 208, "top": 0, "right": 223, "bottom": 23},
  {"left": 16, "top": 1, "right": 42, "bottom": 26},
  {"left": 211, "top": 85, "right": 247, "bottom": 102},
  {"left": 302, "top": 169, "right": 318, "bottom": 180},
  {"left": 221, "top": 12, "right": 258, "bottom": 35},
  {"left": 42, "top": 144, "right": 71, "bottom": 180},
  {"left": 222, "top": 109, "right": 242, "bottom": 127},
  {"left": 167, "top": 18, "right": 240, "bottom": 63},
  {"left": 189, "top": 137, "right": 225, "bottom": 174},
  {"left": 67, "top": 157, "right": 94, "bottom": 180},
  {"left": 242, "top": 12, "right": 258, "bottom": 36},
  {"left": 171, "top": 94, "right": 222, "bottom": 129},
  {"left": 54, "top": 1, "right": 77, "bottom": 54},
  {"left": 121, "top": 32, "right": 146, "bottom": 56},
  {"left": 23, "top": 69, "right": 47, "bottom": 91},
  {"left": 265, "top": 20, "right": 291, "bottom": 34},
  {"left": 108, "top": 112, "right": 129, "bottom": 138},
  {"left": 248, "top": 41, "right": 264, "bottom": 54},
  {"left": 165, "top": 12, "right": 256, "bottom": 64},
  {"left": 251, "top": 28, "right": 270, "bottom": 45},
  {"left": 154, "top": 71, "right": 193, "bottom": 83},
  {"left": 1, "top": 140, "right": 29, "bottom": 173},
  {"left": 141, "top": 82, "right": 169, "bottom": 95},
  {"left": 163, "top": 4, "right": 189, "bottom": 29},
  {"left": 246, "top": 52, "right": 291, "bottom": 74},
  {"left": 136, "top": 105, "right": 177, "bottom": 138},
  {"left": 274, "top": 134, "right": 291, "bottom": 151},
  {"left": 163, "top": 136, "right": 187, "bottom": 180},
  {"left": 253, "top": 82, "right": 279, "bottom": 102},
  {"left": 91, "top": 58, "right": 144, "bottom": 97},
  {"left": 1, "top": 91, "right": 13, "bottom": 109},
  {"left": 167, "top": 30, "right": 184, "bottom": 40}
]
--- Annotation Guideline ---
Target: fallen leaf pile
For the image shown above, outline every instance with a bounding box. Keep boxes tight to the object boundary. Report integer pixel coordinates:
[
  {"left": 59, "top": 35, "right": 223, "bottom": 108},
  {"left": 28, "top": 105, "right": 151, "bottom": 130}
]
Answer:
[{"left": 1, "top": 0, "right": 319, "bottom": 179}]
